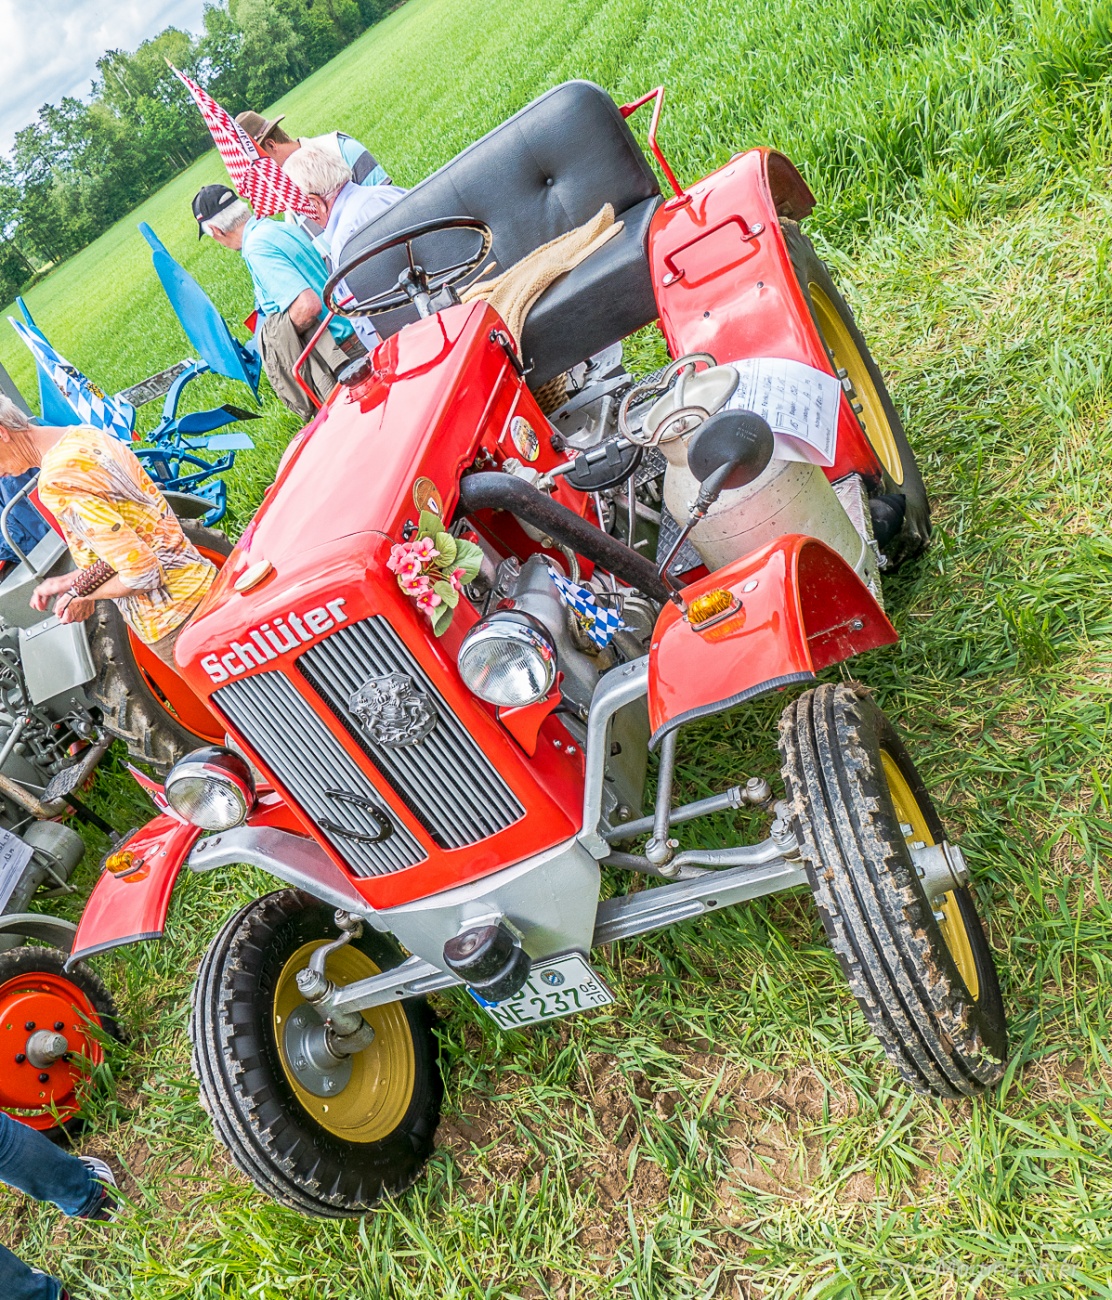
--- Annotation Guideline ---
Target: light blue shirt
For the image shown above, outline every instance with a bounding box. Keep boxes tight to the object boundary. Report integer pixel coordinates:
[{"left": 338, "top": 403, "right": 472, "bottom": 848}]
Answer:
[{"left": 240, "top": 216, "right": 354, "bottom": 345}]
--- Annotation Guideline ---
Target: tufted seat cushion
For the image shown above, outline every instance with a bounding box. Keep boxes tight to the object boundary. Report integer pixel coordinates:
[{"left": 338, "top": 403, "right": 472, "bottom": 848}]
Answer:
[{"left": 335, "top": 81, "right": 662, "bottom": 387}]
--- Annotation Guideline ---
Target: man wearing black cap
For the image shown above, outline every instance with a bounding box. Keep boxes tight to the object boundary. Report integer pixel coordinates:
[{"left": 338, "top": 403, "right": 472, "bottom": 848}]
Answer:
[{"left": 192, "top": 184, "right": 363, "bottom": 417}]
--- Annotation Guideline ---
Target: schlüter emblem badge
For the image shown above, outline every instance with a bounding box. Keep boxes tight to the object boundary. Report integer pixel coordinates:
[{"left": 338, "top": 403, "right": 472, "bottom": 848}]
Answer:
[{"left": 348, "top": 673, "right": 438, "bottom": 748}]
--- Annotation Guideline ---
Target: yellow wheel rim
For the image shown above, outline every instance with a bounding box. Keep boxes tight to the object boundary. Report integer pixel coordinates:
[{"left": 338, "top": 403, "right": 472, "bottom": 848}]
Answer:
[
  {"left": 273, "top": 941, "right": 416, "bottom": 1143},
  {"left": 880, "top": 751, "right": 980, "bottom": 1000},
  {"left": 808, "top": 280, "right": 904, "bottom": 485}
]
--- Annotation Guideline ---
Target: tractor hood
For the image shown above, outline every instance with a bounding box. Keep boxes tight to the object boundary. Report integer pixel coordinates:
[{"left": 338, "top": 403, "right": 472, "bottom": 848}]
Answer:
[{"left": 176, "top": 300, "right": 520, "bottom": 688}]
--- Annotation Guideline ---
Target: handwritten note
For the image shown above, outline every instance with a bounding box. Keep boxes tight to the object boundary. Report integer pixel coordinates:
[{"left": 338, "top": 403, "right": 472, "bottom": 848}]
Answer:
[
  {"left": 0, "top": 826, "right": 35, "bottom": 912},
  {"left": 723, "top": 357, "right": 841, "bottom": 467}
]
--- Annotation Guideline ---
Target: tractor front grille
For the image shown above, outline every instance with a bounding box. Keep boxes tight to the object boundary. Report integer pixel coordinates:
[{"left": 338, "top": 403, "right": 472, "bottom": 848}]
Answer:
[
  {"left": 298, "top": 616, "right": 524, "bottom": 849},
  {"left": 213, "top": 614, "right": 524, "bottom": 873},
  {"left": 215, "top": 671, "right": 427, "bottom": 877}
]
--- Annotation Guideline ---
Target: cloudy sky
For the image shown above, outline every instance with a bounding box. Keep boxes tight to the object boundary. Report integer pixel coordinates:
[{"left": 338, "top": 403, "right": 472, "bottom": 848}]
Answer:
[{"left": 0, "top": 0, "right": 208, "bottom": 153}]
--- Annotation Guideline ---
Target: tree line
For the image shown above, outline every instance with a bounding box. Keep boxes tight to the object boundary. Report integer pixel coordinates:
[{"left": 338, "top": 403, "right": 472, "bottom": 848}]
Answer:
[{"left": 0, "top": 0, "right": 400, "bottom": 303}]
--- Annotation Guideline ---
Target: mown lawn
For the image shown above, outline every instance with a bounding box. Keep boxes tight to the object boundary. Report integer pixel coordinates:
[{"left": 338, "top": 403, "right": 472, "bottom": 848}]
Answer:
[{"left": 5, "top": 0, "right": 1112, "bottom": 1295}]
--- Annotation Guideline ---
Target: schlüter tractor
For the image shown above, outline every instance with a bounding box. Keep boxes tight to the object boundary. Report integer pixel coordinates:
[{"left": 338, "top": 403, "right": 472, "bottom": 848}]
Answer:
[{"left": 70, "top": 82, "right": 1006, "bottom": 1214}]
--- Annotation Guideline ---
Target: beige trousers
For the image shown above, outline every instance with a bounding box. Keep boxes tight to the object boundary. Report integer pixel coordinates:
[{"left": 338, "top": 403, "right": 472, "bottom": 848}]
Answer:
[{"left": 146, "top": 620, "right": 188, "bottom": 668}]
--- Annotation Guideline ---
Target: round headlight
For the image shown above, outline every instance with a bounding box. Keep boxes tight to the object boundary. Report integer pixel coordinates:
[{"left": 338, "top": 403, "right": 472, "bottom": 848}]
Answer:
[
  {"left": 165, "top": 745, "right": 256, "bottom": 831},
  {"left": 457, "top": 616, "right": 556, "bottom": 707}
]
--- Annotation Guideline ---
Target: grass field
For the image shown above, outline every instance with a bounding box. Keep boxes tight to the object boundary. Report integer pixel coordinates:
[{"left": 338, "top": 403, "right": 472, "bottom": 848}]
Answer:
[{"left": 6, "top": 0, "right": 1112, "bottom": 1295}]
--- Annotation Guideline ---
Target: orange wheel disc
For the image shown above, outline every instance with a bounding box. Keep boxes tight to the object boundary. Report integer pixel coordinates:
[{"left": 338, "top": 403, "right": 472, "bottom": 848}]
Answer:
[{"left": 0, "top": 970, "right": 106, "bottom": 1130}]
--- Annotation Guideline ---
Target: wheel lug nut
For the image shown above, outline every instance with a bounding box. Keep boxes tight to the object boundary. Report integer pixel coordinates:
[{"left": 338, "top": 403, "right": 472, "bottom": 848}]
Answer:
[
  {"left": 37, "top": 1072, "right": 49, "bottom": 1083},
  {"left": 14, "top": 1053, "right": 25, "bottom": 1064},
  {"left": 53, "top": 1021, "right": 65, "bottom": 1032},
  {"left": 24, "top": 1021, "right": 34, "bottom": 1031}
]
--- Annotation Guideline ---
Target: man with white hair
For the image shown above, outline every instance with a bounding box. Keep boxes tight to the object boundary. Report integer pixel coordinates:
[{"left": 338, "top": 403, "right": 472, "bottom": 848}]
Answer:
[
  {"left": 192, "top": 184, "right": 362, "bottom": 416},
  {"left": 282, "top": 147, "right": 405, "bottom": 348},
  {"left": 236, "top": 112, "right": 392, "bottom": 251}
]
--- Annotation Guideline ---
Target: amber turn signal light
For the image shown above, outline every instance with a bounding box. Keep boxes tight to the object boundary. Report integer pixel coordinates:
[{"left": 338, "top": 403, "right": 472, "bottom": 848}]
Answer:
[
  {"left": 687, "top": 589, "right": 738, "bottom": 627},
  {"left": 104, "top": 849, "right": 143, "bottom": 878}
]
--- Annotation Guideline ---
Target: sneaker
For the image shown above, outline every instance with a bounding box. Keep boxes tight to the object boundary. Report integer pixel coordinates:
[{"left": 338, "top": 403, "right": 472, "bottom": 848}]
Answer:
[{"left": 77, "top": 1155, "right": 118, "bottom": 1222}]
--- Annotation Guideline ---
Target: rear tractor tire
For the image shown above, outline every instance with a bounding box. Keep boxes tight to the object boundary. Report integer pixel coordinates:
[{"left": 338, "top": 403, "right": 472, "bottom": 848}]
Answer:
[
  {"left": 190, "top": 890, "right": 442, "bottom": 1217},
  {"left": 778, "top": 682, "right": 1007, "bottom": 1097},
  {"left": 780, "top": 218, "right": 930, "bottom": 569},
  {"left": 0, "top": 946, "right": 122, "bottom": 1138},
  {"left": 87, "top": 519, "right": 232, "bottom": 773}
]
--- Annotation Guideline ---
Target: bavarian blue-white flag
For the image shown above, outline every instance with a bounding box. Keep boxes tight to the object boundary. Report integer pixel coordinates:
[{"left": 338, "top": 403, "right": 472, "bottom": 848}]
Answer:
[
  {"left": 8, "top": 318, "right": 136, "bottom": 442},
  {"left": 548, "top": 566, "right": 625, "bottom": 648}
]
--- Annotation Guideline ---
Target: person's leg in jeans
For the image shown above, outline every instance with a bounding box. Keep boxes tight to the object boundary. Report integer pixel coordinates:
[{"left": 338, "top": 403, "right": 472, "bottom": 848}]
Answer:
[
  {"left": 0, "top": 1112, "right": 108, "bottom": 1300},
  {"left": 0, "top": 1240, "right": 63, "bottom": 1300}
]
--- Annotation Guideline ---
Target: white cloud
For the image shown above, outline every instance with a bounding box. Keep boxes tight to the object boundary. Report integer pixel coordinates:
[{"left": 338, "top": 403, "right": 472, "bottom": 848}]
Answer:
[{"left": 0, "top": 0, "right": 208, "bottom": 154}]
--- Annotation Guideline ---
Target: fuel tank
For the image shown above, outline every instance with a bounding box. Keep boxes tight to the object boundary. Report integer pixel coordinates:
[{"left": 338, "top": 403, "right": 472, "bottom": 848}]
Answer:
[{"left": 660, "top": 437, "right": 871, "bottom": 583}]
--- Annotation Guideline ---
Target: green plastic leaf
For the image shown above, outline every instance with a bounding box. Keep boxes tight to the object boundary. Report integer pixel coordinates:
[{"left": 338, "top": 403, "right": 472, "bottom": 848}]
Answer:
[
  {"left": 432, "top": 579, "right": 459, "bottom": 609},
  {"left": 452, "top": 537, "right": 484, "bottom": 582},
  {"left": 435, "top": 532, "right": 457, "bottom": 567},
  {"left": 417, "top": 510, "right": 443, "bottom": 540},
  {"left": 431, "top": 602, "right": 453, "bottom": 636}
]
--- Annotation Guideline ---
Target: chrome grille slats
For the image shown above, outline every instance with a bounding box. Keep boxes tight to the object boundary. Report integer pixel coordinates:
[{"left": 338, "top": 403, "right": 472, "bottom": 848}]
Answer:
[
  {"left": 298, "top": 616, "right": 523, "bottom": 848},
  {"left": 214, "top": 672, "right": 426, "bottom": 876}
]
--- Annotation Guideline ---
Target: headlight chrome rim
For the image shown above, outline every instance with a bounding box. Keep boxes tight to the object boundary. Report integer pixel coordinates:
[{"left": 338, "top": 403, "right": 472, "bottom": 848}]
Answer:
[
  {"left": 457, "top": 617, "right": 556, "bottom": 708},
  {"left": 164, "top": 746, "right": 256, "bottom": 831}
]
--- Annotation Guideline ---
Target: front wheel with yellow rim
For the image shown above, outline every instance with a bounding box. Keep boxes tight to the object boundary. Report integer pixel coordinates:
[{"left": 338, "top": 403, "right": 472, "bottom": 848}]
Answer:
[
  {"left": 778, "top": 683, "right": 1007, "bottom": 1097},
  {"left": 780, "top": 218, "right": 931, "bottom": 569},
  {"left": 189, "top": 890, "right": 441, "bottom": 1217}
]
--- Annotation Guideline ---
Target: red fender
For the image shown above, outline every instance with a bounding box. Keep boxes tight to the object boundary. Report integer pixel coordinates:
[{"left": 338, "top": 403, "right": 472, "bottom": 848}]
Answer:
[
  {"left": 647, "top": 535, "right": 896, "bottom": 746},
  {"left": 647, "top": 148, "right": 882, "bottom": 485},
  {"left": 68, "top": 814, "right": 203, "bottom": 963}
]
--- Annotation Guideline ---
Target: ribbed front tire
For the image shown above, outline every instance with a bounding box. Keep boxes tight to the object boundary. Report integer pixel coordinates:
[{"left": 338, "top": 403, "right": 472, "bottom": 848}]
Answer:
[
  {"left": 190, "top": 890, "right": 442, "bottom": 1216},
  {"left": 779, "top": 683, "right": 1007, "bottom": 1097}
]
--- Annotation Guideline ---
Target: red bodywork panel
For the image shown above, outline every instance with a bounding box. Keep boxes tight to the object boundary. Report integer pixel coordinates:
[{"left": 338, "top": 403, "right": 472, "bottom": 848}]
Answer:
[
  {"left": 647, "top": 536, "right": 897, "bottom": 744},
  {"left": 174, "top": 303, "right": 586, "bottom": 910},
  {"left": 647, "top": 149, "right": 882, "bottom": 485},
  {"left": 69, "top": 815, "right": 203, "bottom": 963},
  {"left": 68, "top": 791, "right": 307, "bottom": 963}
]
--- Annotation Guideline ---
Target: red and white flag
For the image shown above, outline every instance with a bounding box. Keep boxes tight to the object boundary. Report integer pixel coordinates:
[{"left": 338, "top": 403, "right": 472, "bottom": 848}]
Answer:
[{"left": 169, "top": 65, "right": 315, "bottom": 219}]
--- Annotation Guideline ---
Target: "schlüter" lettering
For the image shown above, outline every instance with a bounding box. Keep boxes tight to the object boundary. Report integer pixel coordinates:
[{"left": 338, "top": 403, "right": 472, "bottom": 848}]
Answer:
[{"left": 199, "top": 598, "right": 348, "bottom": 683}]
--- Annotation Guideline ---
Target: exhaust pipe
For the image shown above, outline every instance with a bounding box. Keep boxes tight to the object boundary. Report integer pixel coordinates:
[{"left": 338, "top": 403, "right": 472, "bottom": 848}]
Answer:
[{"left": 456, "top": 472, "right": 670, "bottom": 604}]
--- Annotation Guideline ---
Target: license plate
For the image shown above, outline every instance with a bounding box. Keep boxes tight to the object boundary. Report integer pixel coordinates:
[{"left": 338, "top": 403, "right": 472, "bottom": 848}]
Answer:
[{"left": 470, "top": 953, "right": 614, "bottom": 1029}]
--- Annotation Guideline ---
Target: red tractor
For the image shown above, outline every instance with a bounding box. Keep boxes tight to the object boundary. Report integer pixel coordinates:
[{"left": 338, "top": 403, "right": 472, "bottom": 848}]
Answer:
[{"left": 71, "top": 82, "right": 1006, "bottom": 1215}]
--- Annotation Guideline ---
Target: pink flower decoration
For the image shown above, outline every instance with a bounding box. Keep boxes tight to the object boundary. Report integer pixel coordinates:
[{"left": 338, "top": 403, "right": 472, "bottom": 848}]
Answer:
[
  {"left": 415, "top": 589, "right": 442, "bottom": 614},
  {"left": 399, "top": 572, "right": 431, "bottom": 596},
  {"left": 410, "top": 537, "right": 440, "bottom": 562},
  {"left": 386, "top": 543, "right": 412, "bottom": 574},
  {"left": 395, "top": 554, "right": 424, "bottom": 581},
  {"left": 449, "top": 566, "right": 466, "bottom": 593}
]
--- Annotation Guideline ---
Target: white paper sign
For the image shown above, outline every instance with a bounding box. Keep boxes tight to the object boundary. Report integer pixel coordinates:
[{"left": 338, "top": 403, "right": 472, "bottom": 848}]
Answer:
[
  {"left": 724, "top": 357, "right": 841, "bottom": 467},
  {"left": 0, "top": 825, "right": 35, "bottom": 911}
]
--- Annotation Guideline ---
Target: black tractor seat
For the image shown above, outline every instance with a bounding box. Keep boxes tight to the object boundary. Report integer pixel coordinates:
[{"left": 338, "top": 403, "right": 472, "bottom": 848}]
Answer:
[{"left": 335, "top": 81, "right": 663, "bottom": 389}]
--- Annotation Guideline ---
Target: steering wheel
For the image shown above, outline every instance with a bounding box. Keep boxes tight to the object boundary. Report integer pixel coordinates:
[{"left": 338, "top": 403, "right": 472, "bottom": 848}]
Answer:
[{"left": 324, "top": 216, "right": 493, "bottom": 319}]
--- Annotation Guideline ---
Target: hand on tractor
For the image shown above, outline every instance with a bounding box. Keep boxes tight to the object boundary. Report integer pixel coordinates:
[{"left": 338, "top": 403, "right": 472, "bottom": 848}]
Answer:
[
  {"left": 30, "top": 572, "right": 74, "bottom": 611},
  {"left": 54, "top": 591, "right": 98, "bottom": 624},
  {"left": 54, "top": 573, "right": 135, "bottom": 624}
]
